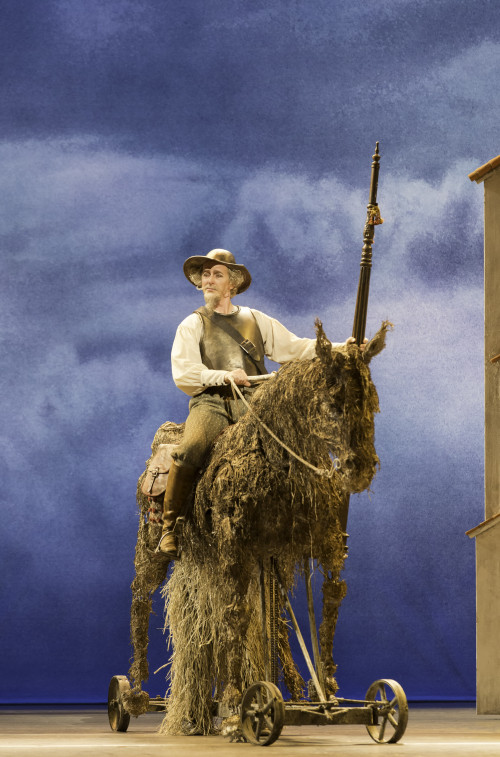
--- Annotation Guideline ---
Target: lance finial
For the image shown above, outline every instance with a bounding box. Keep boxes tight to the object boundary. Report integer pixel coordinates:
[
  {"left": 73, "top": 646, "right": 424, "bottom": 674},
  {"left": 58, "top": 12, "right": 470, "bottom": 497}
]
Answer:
[{"left": 352, "top": 142, "right": 383, "bottom": 346}]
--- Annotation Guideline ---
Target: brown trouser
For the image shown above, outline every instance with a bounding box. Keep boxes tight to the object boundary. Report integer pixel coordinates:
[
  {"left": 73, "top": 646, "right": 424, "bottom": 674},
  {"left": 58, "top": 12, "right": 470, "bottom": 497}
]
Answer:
[{"left": 172, "top": 386, "right": 255, "bottom": 470}]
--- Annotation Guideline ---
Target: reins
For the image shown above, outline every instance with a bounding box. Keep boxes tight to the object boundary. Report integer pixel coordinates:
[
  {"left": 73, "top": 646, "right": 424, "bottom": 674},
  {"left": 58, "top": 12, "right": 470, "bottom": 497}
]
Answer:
[{"left": 228, "top": 377, "right": 340, "bottom": 479}]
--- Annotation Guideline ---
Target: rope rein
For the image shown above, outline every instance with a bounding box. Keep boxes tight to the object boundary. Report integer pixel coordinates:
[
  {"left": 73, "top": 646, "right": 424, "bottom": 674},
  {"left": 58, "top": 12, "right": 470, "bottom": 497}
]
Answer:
[{"left": 229, "top": 378, "right": 340, "bottom": 479}]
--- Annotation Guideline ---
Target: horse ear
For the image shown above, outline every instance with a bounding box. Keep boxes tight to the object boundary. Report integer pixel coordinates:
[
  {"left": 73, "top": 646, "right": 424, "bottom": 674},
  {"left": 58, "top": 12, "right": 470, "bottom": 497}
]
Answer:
[
  {"left": 315, "top": 318, "right": 347, "bottom": 388},
  {"left": 362, "top": 320, "right": 394, "bottom": 364},
  {"left": 314, "top": 318, "right": 333, "bottom": 363}
]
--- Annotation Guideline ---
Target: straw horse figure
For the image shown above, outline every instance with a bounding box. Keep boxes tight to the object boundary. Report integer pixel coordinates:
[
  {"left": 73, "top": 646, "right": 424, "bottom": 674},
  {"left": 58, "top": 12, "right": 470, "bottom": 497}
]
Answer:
[{"left": 127, "top": 319, "right": 390, "bottom": 734}]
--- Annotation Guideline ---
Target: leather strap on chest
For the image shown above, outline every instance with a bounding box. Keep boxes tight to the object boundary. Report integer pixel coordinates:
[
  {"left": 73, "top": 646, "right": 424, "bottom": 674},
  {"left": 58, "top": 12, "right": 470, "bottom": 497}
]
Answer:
[{"left": 196, "top": 307, "right": 265, "bottom": 373}]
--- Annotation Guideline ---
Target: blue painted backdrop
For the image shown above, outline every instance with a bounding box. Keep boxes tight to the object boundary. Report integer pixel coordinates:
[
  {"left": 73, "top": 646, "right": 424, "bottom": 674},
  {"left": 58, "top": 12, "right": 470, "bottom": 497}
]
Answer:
[{"left": 1, "top": 0, "right": 493, "bottom": 703}]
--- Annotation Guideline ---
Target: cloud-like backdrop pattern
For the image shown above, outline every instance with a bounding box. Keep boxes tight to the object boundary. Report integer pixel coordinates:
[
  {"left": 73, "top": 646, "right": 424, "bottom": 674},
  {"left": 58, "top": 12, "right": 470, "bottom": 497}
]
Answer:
[{"left": 0, "top": 0, "right": 494, "bottom": 703}]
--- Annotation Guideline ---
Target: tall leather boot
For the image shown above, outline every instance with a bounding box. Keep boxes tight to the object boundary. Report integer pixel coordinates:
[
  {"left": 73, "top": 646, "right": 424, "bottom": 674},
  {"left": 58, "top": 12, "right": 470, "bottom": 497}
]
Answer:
[{"left": 156, "top": 461, "right": 197, "bottom": 559}]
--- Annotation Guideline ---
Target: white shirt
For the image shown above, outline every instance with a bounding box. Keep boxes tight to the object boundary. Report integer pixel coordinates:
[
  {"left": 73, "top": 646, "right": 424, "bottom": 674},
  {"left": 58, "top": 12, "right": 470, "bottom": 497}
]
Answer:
[{"left": 171, "top": 306, "right": 339, "bottom": 396}]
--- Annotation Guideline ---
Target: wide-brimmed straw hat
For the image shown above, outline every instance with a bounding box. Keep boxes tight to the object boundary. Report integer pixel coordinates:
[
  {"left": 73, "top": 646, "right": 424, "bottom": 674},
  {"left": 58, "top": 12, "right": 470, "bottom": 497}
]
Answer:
[{"left": 183, "top": 249, "right": 251, "bottom": 294}]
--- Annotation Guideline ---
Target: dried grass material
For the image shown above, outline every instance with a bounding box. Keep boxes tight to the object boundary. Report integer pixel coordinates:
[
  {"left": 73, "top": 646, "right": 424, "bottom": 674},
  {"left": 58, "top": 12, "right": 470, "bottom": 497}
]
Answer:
[
  {"left": 156, "top": 321, "right": 390, "bottom": 733},
  {"left": 122, "top": 687, "right": 150, "bottom": 717},
  {"left": 159, "top": 561, "right": 265, "bottom": 735},
  {"left": 318, "top": 572, "right": 347, "bottom": 693},
  {"left": 127, "top": 423, "right": 185, "bottom": 695}
]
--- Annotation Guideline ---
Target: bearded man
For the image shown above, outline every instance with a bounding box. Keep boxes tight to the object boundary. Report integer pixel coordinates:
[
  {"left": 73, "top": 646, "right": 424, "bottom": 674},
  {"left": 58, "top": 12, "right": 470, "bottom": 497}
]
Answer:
[{"left": 157, "top": 249, "right": 358, "bottom": 558}]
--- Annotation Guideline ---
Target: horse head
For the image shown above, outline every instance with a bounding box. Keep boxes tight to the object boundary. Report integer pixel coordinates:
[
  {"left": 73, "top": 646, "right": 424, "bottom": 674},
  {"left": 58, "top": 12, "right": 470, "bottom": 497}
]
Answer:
[{"left": 313, "top": 319, "right": 392, "bottom": 495}]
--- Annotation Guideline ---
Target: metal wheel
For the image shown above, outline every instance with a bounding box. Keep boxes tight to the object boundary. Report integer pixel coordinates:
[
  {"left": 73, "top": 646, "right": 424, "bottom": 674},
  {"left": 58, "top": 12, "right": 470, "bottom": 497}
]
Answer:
[
  {"left": 108, "top": 675, "right": 131, "bottom": 732},
  {"left": 365, "top": 678, "right": 408, "bottom": 744},
  {"left": 240, "top": 681, "right": 285, "bottom": 746}
]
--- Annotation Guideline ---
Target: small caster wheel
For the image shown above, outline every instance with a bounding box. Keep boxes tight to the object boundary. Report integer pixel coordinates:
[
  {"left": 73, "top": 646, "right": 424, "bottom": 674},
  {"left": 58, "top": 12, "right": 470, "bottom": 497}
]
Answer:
[
  {"left": 108, "top": 675, "right": 131, "bottom": 732},
  {"left": 240, "top": 681, "right": 285, "bottom": 746},
  {"left": 365, "top": 678, "right": 408, "bottom": 744}
]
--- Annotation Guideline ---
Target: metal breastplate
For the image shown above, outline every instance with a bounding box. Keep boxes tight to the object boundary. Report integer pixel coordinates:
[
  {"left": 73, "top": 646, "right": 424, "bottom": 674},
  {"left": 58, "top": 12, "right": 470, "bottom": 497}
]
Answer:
[{"left": 197, "top": 307, "right": 266, "bottom": 375}]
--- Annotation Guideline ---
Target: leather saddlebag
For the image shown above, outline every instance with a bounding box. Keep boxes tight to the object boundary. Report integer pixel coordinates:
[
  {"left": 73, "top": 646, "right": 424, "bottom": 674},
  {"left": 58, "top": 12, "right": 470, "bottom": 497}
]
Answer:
[{"left": 141, "top": 443, "right": 177, "bottom": 497}]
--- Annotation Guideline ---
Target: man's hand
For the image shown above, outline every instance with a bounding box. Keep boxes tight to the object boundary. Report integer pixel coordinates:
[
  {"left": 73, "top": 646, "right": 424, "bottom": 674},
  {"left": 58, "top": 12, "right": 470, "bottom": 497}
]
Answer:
[
  {"left": 345, "top": 336, "right": 368, "bottom": 352},
  {"left": 224, "top": 369, "right": 251, "bottom": 387}
]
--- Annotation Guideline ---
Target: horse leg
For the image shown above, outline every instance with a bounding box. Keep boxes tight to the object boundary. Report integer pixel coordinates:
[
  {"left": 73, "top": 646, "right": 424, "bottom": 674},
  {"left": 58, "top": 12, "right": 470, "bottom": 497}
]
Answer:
[
  {"left": 220, "top": 565, "right": 253, "bottom": 708},
  {"left": 161, "top": 560, "right": 216, "bottom": 735},
  {"left": 126, "top": 498, "right": 170, "bottom": 714},
  {"left": 318, "top": 567, "right": 347, "bottom": 697}
]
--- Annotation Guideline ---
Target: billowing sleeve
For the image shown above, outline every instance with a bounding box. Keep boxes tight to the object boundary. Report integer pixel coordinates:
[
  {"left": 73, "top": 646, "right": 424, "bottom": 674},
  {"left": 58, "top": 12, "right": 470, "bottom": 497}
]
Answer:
[
  {"left": 171, "top": 314, "right": 228, "bottom": 396},
  {"left": 252, "top": 309, "right": 342, "bottom": 364}
]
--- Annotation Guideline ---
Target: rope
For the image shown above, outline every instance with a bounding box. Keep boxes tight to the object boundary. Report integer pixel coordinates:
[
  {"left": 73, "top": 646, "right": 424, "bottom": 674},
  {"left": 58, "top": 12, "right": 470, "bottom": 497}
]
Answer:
[{"left": 229, "top": 378, "right": 340, "bottom": 478}]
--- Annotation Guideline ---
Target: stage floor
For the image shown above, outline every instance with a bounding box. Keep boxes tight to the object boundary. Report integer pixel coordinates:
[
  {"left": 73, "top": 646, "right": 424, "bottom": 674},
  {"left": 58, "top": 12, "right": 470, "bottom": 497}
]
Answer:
[{"left": 1, "top": 705, "right": 500, "bottom": 756}]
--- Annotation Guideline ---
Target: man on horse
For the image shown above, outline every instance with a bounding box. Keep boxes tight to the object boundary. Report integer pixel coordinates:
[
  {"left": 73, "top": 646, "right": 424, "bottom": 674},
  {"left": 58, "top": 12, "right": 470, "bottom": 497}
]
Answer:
[{"left": 157, "top": 248, "right": 353, "bottom": 558}]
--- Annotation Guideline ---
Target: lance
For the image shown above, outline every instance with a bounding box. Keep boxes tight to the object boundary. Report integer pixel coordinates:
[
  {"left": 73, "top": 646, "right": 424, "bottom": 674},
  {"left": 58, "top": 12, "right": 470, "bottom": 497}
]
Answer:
[
  {"left": 339, "top": 143, "right": 384, "bottom": 539},
  {"left": 352, "top": 142, "right": 384, "bottom": 345}
]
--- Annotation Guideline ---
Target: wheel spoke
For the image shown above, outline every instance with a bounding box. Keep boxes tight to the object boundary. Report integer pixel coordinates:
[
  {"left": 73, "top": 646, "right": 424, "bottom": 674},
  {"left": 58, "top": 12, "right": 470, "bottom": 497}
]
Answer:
[
  {"left": 390, "top": 696, "right": 398, "bottom": 707},
  {"left": 261, "top": 698, "right": 274, "bottom": 716},
  {"left": 255, "top": 715, "right": 263, "bottom": 739},
  {"left": 378, "top": 683, "right": 387, "bottom": 703},
  {"left": 263, "top": 715, "right": 274, "bottom": 732},
  {"left": 378, "top": 716, "right": 387, "bottom": 741},
  {"left": 244, "top": 708, "right": 255, "bottom": 722},
  {"left": 388, "top": 712, "right": 399, "bottom": 729}
]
